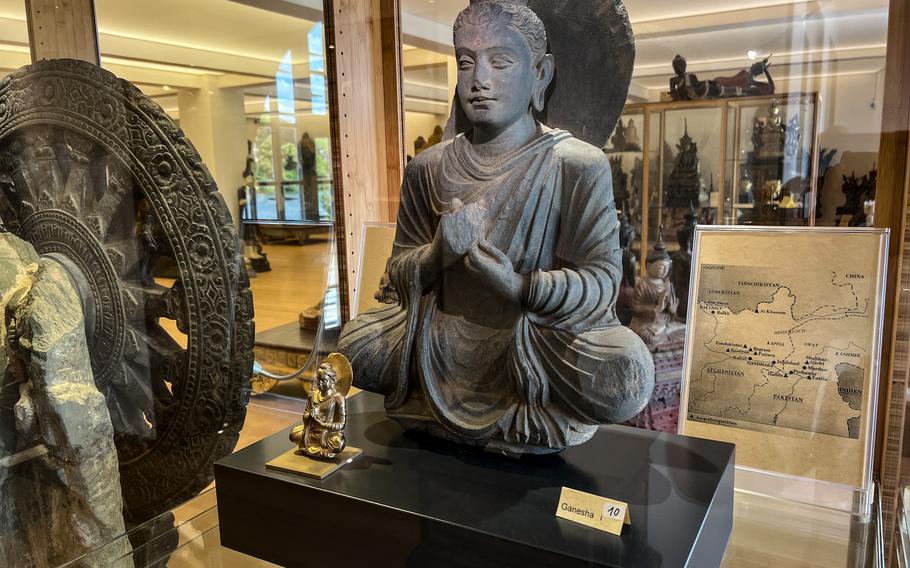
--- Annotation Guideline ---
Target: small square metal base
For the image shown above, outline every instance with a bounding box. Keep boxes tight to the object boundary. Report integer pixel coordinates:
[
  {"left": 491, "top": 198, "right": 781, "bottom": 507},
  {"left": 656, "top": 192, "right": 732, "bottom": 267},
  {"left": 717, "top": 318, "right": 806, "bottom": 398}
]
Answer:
[{"left": 265, "top": 446, "right": 362, "bottom": 479}]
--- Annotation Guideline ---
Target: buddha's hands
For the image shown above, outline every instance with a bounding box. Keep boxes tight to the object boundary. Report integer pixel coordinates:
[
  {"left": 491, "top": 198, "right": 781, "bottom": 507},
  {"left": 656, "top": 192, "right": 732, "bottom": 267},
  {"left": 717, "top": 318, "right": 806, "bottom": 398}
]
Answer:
[
  {"left": 465, "top": 239, "right": 528, "bottom": 304},
  {"left": 657, "top": 288, "right": 679, "bottom": 314},
  {"left": 428, "top": 198, "right": 487, "bottom": 269}
]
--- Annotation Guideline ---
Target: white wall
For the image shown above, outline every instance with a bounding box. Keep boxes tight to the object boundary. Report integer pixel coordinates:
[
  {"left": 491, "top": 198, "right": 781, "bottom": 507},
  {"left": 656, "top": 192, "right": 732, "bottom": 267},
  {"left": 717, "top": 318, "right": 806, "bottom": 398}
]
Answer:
[
  {"left": 812, "top": 72, "right": 885, "bottom": 159},
  {"left": 177, "top": 77, "right": 248, "bottom": 229},
  {"left": 783, "top": 71, "right": 885, "bottom": 223},
  {"left": 290, "top": 113, "right": 332, "bottom": 139}
]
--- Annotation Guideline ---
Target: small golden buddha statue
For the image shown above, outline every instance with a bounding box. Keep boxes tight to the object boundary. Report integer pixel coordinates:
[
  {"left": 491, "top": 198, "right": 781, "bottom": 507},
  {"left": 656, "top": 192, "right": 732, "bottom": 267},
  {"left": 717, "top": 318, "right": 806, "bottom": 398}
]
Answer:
[{"left": 290, "top": 353, "right": 353, "bottom": 460}]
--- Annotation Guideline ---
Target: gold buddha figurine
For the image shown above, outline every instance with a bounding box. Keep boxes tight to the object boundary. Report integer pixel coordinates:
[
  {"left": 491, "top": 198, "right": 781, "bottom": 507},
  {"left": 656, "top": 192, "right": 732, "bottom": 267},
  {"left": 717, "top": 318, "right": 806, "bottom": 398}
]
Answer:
[{"left": 290, "top": 353, "right": 353, "bottom": 459}]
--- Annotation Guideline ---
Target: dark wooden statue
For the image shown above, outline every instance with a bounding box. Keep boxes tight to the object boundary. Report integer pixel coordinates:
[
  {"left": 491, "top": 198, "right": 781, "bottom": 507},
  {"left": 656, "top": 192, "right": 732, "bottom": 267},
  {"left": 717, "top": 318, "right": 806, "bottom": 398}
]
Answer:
[
  {"left": 298, "top": 132, "right": 319, "bottom": 221},
  {"left": 339, "top": 0, "right": 654, "bottom": 455},
  {"left": 666, "top": 121, "right": 703, "bottom": 208},
  {"left": 669, "top": 54, "right": 775, "bottom": 101},
  {"left": 671, "top": 206, "right": 697, "bottom": 320}
]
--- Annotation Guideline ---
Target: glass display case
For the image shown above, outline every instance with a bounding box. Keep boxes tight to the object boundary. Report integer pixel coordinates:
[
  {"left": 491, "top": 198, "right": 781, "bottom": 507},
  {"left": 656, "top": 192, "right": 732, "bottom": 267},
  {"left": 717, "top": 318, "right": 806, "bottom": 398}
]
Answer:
[
  {"left": 2, "top": 0, "right": 909, "bottom": 565},
  {"left": 617, "top": 93, "right": 820, "bottom": 269},
  {"left": 726, "top": 95, "right": 819, "bottom": 226}
]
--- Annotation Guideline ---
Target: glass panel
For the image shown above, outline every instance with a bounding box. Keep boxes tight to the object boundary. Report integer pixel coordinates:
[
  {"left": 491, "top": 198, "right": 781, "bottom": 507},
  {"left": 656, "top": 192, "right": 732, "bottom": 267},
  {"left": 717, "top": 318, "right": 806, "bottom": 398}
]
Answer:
[
  {"left": 255, "top": 183, "right": 279, "bottom": 220},
  {"left": 282, "top": 182, "right": 302, "bottom": 222},
  {"left": 277, "top": 126, "right": 302, "bottom": 222},
  {"left": 729, "top": 96, "right": 816, "bottom": 226},
  {"left": 607, "top": 109, "right": 646, "bottom": 328},
  {"left": 254, "top": 125, "right": 277, "bottom": 186},
  {"left": 400, "top": 2, "right": 465, "bottom": 156},
  {"left": 663, "top": 107, "right": 722, "bottom": 234},
  {"left": 397, "top": 0, "right": 896, "bottom": 543},
  {"left": 725, "top": 105, "right": 738, "bottom": 223},
  {"left": 0, "top": 1, "right": 27, "bottom": 81},
  {"left": 0, "top": 4, "right": 341, "bottom": 555},
  {"left": 93, "top": 0, "right": 338, "bottom": 366}
]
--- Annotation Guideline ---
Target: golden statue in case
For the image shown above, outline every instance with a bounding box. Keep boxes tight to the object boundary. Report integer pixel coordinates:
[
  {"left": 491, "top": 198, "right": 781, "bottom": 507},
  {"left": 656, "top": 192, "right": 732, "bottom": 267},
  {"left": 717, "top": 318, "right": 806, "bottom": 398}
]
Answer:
[
  {"left": 266, "top": 353, "right": 362, "bottom": 479},
  {"left": 291, "top": 354, "right": 351, "bottom": 459}
]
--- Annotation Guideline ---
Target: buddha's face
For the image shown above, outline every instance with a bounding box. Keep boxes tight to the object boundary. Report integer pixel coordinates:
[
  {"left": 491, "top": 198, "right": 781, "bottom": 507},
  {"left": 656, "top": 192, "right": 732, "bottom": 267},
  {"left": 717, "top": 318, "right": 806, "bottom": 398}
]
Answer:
[
  {"left": 648, "top": 259, "right": 670, "bottom": 279},
  {"left": 316, "top": 364, "right": 337, "bottom": 392},
  {"left": 455, "top": 22, "right": 548, "bottom": 134},
  {"left": 672, "top": 56, "right": 687, "bottom": 75}
]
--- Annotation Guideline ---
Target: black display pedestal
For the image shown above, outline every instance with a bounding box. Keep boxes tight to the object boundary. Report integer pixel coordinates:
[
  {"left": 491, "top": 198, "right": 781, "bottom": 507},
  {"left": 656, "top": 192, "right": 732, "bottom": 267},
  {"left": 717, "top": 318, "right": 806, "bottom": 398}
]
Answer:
[{"left": 215, "top": 392, "right": 734, "bottom": 568}]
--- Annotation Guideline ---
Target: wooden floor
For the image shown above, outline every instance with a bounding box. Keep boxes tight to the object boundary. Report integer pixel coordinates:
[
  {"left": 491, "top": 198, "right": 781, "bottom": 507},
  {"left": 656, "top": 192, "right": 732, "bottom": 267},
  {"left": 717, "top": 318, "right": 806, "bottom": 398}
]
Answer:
[
  {"left": 157, "top": 236, "right": 332, "bottom": 345},
  {"left": 247, "top": 237, "right": 333, "bottom": 333}
]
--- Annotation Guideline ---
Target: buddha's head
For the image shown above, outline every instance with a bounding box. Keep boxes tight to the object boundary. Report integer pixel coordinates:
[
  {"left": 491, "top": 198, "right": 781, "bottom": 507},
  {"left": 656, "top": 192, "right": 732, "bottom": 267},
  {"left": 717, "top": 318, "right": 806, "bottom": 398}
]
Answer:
[
  {"left": 453, "top": 0, "right": 553, "bottom": 135},
  {"left": 672, "top": 55, "right": 687, "bottom": 75},
  {"left": 316, "top": 363, "right": 338, "bottom": 393},
  {"left": 647, "top": 258, "right": 671, "bottom": 280}
]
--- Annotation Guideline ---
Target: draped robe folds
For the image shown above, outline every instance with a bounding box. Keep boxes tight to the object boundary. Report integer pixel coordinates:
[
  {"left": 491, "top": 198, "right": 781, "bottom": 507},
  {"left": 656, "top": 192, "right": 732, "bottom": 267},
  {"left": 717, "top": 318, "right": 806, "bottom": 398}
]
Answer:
[
  {"left": 339, "top": 127, "right": 654, "bottom": 453},
  {"left": 292, "top": 390, "right": 346, "bottom": 458}
]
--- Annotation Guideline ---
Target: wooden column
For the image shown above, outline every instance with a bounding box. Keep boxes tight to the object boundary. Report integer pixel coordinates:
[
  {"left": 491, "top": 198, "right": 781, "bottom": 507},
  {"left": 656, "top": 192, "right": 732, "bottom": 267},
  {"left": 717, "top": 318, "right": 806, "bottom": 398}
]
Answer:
[
  {"left": 25, "top": 0, "right": 99, "bottom": 64},
  {"left": 872, "top": 0, "right": 910, "bottom": 558},
  {"left": 380, "top": 0, "right": 405, "bottom": 220},
  {"left": 325, "top": 0, "right": 404, "bottom": 321}
]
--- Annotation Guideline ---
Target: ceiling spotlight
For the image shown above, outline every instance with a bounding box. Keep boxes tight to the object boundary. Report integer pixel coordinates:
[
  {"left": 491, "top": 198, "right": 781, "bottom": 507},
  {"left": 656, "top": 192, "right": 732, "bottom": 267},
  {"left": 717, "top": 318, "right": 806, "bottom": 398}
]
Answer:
[
  {"left": 162, "top": 85, "right": 171, "bottom": 91},
  {"left": 747, "top": 50, "right": 758, "bottom": 61}
]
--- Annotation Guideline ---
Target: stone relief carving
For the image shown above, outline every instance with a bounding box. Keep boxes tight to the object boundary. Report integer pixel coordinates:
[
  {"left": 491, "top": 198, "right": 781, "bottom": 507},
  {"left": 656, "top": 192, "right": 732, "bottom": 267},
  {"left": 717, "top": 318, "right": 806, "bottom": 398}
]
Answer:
[{"left": 0, "top": 58, "right": 253, "bottom": 522}]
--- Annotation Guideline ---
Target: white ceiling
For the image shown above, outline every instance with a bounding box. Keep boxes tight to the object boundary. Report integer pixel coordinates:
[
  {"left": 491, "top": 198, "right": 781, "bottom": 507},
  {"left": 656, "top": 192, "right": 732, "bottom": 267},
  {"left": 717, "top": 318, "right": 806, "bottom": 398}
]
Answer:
[
  {"left": 400, "top": 0, "right": 841, "bottom": 25},
  {"left": 402, "top": 0, "right": 465, "bottom": 25},
  {"left": 0, "top": 0, "right": 891, "bottom": 112},
  {"left": 95, "top": 0, "right": 316, "bottom": 64},
  {"left": 400, "top": 0, "right": 889, "bottom": 103},
  {"left": 0, "top": 0, "right": 327, "bottom": 118}
]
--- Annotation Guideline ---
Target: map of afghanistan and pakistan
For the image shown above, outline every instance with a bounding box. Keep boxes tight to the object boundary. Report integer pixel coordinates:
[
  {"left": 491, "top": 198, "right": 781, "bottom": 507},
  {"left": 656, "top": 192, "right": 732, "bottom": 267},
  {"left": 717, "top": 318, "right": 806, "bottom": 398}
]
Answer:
[{"left": 685, "top": 230, "right": 885, "bottom": 441}]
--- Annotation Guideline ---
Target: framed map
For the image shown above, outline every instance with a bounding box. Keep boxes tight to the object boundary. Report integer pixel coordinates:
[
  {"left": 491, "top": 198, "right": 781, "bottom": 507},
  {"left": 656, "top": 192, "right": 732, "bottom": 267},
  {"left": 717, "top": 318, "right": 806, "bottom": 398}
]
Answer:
[{"left": 679, "top": 226, "right": 888, "bottom": 507}]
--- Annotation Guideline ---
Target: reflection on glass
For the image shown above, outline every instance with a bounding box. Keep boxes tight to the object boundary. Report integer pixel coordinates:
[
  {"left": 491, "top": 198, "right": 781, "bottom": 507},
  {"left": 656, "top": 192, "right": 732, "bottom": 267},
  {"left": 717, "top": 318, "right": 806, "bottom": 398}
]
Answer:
[
  {"left": 731, "top": 95, "right": 817, "bottom": 226},
  {"left": 283, "top": 183, "right": 303, "bottom": 222},
  {"left": 0, "top": 1, "right": 28, "bottom": 81},
  {"left": 256, "top": 184, "right": 279, "bottom": 220},
  {"left": 605, "top": 110, "right": 645, "bottom": 284},
  {"left": 93, "top": 0, "right": 334, "bottom": 226},
  {"left": 255, "top": 125, "right": 276, "bottom": 184},
  {"left": 400, "top": 2, "right": 465, "bottom": 160}
]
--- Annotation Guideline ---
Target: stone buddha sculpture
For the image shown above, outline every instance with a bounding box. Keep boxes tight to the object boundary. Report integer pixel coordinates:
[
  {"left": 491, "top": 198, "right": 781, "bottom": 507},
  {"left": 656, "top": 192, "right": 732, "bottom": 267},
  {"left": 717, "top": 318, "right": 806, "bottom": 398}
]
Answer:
[{"left": 339, "top": 0, "right": 654, "bottom": 455}]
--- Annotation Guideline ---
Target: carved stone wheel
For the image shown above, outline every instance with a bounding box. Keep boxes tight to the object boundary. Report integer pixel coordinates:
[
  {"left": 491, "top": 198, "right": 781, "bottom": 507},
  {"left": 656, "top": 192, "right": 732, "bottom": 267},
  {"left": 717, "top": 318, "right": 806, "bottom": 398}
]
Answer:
[{"left": 0, "top": 59, "right": 254, "bottom": 522}]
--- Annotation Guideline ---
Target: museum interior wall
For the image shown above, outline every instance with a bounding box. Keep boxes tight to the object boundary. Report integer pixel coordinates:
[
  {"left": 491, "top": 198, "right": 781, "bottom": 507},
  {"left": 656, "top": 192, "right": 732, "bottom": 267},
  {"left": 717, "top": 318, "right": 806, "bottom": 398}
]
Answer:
[{"left": 0, "top": 0, "right": 908, "bottom": 565}]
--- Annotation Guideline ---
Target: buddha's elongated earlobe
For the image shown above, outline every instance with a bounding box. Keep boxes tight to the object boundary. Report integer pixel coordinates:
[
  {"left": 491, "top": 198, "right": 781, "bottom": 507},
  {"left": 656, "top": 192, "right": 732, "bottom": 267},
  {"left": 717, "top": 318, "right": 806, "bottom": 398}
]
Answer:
[
  {"left": 533, "top": 54, "right": 555, "bottom": 113},
  {"left": 532, "top": 86, "right": 546, "bottom": 113}
]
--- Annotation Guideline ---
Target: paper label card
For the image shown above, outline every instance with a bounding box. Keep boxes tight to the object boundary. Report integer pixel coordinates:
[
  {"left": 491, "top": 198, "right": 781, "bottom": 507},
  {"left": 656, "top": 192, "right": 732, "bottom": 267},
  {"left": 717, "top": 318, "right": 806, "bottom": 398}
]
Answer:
[{"left": 555, "top": 487, "right": 630, "bottom": 535}]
